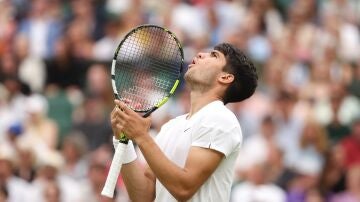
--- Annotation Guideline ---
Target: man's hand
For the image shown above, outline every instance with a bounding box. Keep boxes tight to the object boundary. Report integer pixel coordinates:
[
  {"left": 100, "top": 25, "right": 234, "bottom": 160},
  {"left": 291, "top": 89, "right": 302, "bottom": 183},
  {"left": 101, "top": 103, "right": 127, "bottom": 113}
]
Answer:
[
  {"left": 112, "top": 100, "right": 152, "bottom": 143},
  {"left": 110, "top": 105, "right": 123, "bottom": 139},
  {"left": 110, "top": 100, "right": 156, "bottom": 201}
]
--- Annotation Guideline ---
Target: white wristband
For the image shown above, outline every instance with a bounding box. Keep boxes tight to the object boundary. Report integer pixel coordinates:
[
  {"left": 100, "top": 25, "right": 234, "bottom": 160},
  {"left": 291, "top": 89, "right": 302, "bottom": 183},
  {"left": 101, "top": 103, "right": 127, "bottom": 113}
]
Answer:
[{"left": 112, "top": 136, "right": 137, "bottom": 164}]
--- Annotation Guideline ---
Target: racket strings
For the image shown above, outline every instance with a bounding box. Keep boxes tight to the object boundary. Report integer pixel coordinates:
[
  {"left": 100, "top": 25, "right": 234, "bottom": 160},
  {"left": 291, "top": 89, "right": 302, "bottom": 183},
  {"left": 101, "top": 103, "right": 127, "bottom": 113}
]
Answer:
[{"left": 114, "top": 26, "right": 182, "bottom": 111}]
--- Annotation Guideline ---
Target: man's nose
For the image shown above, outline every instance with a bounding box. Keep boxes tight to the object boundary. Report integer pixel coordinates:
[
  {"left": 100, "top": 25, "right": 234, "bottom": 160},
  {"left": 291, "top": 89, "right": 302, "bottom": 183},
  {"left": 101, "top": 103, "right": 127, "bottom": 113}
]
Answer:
[{"left": 197, "top": 52, "right": 205, "bottom": 59}]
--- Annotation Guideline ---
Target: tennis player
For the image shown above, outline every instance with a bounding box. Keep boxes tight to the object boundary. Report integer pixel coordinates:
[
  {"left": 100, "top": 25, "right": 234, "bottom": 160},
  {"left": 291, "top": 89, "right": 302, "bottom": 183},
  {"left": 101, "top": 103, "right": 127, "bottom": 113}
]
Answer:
[{"left": 111, "top": 43, "right": 258, "bottom": 201}]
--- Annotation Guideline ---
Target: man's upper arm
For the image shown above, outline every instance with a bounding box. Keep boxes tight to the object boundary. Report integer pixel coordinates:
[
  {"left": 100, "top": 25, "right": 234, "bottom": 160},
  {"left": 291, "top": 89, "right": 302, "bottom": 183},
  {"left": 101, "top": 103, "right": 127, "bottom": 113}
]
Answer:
[
  {"left": 144, "top": 165, "right": 156, "bottom": 200},
  {"left": 121, "top": 161, "right": 156, "bottom": 202}
]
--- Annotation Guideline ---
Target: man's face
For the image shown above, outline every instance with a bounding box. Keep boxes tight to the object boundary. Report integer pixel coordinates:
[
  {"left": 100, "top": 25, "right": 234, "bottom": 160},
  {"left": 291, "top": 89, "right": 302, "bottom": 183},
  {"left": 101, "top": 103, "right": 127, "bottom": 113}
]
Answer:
[{"left": 184, "top": 50, "right": 227, "bottom": 88}]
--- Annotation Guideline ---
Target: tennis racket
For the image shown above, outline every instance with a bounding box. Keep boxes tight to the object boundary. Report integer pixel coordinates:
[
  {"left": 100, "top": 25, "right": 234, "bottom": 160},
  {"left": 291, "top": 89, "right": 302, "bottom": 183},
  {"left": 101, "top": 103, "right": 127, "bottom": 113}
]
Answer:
[{"left": 101, "top": 24, "right": 183, "bottom": 198}]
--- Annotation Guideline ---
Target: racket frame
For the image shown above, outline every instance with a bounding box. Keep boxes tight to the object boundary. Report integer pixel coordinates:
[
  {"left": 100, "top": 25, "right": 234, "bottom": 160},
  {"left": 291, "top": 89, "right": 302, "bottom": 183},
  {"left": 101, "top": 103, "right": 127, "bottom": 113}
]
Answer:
[{"left": 102, "top": 24, "right": 183, "bottom": 198}]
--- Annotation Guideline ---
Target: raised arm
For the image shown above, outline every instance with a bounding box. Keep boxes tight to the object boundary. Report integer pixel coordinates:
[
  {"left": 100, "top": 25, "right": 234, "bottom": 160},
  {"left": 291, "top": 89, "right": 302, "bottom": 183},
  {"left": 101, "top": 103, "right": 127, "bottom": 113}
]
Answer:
[
  {"left": 110, "top": 106, "right": 155, "bottom": 202},
  {"left": 137, "top": 137, "right": 223, "bottom": 201},
  {"left": 114, "top": 100, "right": 224, "bottom": 201}
]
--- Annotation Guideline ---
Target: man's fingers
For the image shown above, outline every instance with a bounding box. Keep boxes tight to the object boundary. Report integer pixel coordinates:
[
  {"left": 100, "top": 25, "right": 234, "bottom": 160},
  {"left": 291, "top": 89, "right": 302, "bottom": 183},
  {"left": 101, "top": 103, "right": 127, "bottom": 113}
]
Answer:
[
  {"left": 113, "top": 101, "right": 130, "bottom": 121},
  {"left": 111, "top": 114, "right": 126, "bottom": 126},
  {"left": 115, "top": 100, "right": 133, "bottom": 115},
  {"left": 123, "top": 98, "right": 132, "bottom": 104},
  {"left": 111, "top": 106, "right": 118, "bottom": 118},
  {"left": 116, "top": 123, "right": 124, "bottom": 131},
  {"left": 114, "top": 99, "right": 144, "bottom": 114},
  {"left": 114, "top": 99, "right": 124, "bottom": 110},
  {"left": 112, "top": 106, "right": 122, "bottom": 120}
]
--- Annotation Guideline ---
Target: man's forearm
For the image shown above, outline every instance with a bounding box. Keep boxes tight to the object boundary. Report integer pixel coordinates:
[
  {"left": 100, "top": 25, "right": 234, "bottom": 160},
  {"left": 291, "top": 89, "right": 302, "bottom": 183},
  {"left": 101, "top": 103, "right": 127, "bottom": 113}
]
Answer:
[
  {"left": 134, "top": 134, "right": 223, "bottom": 201},
  {"left": 121, "top": 160, "right": 155, "bottom": 202},
  {"left": 135, "top": 135, "right": 195, "bottom": 201}
]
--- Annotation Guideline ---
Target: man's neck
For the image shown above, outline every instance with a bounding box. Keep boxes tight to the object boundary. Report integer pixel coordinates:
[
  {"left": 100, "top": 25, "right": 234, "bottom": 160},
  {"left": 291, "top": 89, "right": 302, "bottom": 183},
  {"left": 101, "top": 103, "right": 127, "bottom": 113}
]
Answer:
[{"left": 187, "top": 90, "right": 222, "bottom": 119}]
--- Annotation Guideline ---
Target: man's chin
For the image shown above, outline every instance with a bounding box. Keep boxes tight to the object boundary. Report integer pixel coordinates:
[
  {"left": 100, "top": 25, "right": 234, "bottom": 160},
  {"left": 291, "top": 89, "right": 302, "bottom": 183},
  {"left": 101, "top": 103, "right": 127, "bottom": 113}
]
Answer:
[
  {"left": 184, "top": 71, "right": 190, "bottom": 80},
  {"left": 184, "top": 72, "right": 194, "bottom": 84}
]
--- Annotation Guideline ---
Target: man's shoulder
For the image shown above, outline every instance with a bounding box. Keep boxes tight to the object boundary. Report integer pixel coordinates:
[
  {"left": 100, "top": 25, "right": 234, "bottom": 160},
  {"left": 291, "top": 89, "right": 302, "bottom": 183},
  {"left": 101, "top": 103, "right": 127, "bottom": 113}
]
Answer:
[{"left": 200, "top": 104, "right": 239, "bottom": 128}]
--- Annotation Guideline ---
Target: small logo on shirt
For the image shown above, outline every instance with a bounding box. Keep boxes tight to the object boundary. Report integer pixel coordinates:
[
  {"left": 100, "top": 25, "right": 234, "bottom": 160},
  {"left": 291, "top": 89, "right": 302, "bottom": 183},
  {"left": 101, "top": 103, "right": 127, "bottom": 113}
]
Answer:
[{"left": 184, "top": 128, "right": 191, "bottom": 132}]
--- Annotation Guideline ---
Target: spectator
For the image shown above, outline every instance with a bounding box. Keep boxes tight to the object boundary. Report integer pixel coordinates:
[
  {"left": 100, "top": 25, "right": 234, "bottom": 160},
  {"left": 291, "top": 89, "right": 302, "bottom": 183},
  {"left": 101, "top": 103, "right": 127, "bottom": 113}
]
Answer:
[
  {"left": 295, "top": 119, "right": 329, "bottom": 176},
  {"left": 18, "top": 0, "right": 63, "bottom": 59},
  {"left": 92, "top": 18, "right": 121, "bottom": 62},
  {"left": 43, "top": 180, "right": 61, "bottom": 202},
  {"left": 274, "top": 89, "right": 304, "bottom": 168},
  {"left": 0, "top": 146, "right": 30, "bottom": 202},
  {"left": 231, "top": 163, "right": 286, "bottom": 202},
  {"left": 46, "top": 88, "right": 75, "bottom": 144},
  {"left": 0, "top": 0, "right": 17, "bottom": 56},
  {"left": 286, "top": 165, "right": 322, "bottom": 202},
  {"left": 315, "top": 83, "right": 360, "bottom": 126},
  {"left": 14, "top": 142, "right": 36, "bottom": 183},
  {"left": 18, "top": 94, "right": 58, "bottom": 152},
  {"left": 330, "top": 165, "right": 360, "bottom": 202},
  {"left": 348, "top": 61, "right": 360, "bottom": 98},
  {"left": 0, "top": 53, "right": 18, "bottom": 81},
  {"left": 0, "top": 123, "right": 23, "bottom": 158},
  {"left": 319, "top": 145, "right": 346, "bottom": 200},
  {"left": 235, "top": 115, "right": 277, "bottom": 177},
  {"left": 340, "top": 118, "right": 360, "bottom": 170},
  {"left": 60, "top": 132, "right": 89, "bottom": 180},
  {"left": 325, "top": 97, "right": 351, "bottom": 145},
  {"left": 84, "top": 64, "right": 113, "bottom": 108},
  {"left": 73, "top": 94, "right": 112, "bottom": 151},
  {"left": 0, "top": 76, "right": 27, "bottom": 141},
  {"left": 80, "top": 162, "right": 118, "bottom": 202},
  {"left": 45, "top": 37, "right": 84, "bottom": 89},
  {"left": 14, "top": 34, "right": 46, "bottom": 93}
]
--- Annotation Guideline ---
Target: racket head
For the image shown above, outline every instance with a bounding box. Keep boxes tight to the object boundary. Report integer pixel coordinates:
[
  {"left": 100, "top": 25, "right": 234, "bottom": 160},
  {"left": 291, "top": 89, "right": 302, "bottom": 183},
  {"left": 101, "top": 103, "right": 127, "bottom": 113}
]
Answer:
[{"left": 111, "top": 24, "right": 183, "bottom": 114}]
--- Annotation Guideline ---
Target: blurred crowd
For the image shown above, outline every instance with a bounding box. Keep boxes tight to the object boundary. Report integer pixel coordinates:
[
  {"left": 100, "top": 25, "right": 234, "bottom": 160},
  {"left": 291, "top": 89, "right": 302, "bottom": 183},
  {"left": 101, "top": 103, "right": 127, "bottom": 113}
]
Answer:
[{"left": 0, "top": 0, "right": 360, "bottom": 201}]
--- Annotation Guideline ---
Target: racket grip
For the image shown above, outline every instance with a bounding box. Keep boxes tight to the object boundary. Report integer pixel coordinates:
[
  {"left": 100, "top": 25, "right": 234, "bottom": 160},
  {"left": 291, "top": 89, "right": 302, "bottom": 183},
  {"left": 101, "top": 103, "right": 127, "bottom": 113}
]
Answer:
[{"left": 101, "top": 142, "right": 128, "bottom": 198}]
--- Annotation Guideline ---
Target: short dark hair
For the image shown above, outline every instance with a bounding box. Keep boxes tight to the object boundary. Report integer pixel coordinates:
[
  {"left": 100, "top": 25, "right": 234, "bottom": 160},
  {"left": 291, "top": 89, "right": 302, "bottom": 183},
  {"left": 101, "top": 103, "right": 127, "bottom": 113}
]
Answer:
[{"left": 214, "top": 43, "right": 258, "bottom": 104}]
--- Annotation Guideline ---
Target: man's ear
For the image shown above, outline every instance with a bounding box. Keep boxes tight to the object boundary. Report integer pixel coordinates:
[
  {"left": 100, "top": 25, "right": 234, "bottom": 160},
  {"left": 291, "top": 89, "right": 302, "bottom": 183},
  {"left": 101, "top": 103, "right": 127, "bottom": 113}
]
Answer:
[{"left": 219, "top": 73, "right": 234, "bottom": 84}]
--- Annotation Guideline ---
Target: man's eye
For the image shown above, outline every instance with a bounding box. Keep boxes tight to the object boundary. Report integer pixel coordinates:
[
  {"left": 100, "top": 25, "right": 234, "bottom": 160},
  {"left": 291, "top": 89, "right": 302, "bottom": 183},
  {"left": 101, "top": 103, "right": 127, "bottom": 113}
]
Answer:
[{"left": 211, "top": 52, "right": 217, "bottom": 58}]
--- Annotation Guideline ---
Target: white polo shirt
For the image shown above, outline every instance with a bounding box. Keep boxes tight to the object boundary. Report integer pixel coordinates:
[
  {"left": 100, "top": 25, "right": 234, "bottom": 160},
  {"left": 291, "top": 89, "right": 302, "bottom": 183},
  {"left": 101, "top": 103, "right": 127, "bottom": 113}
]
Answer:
[{"left": 155, "top": 100, "right": 242, "bottom": 202}]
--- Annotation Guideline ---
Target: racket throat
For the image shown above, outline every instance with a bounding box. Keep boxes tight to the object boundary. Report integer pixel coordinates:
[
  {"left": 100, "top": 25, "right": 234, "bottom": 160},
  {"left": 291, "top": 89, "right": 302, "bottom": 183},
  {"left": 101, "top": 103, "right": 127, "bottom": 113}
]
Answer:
[
  {"left": 119, "top": 139, "right": 129, "bottom": 144},
  {"left": 118, "top": 133, "right": 129, "bottom": 144},
  {"left": 143, "top": 107, "right": 158, "bottom": 118}
]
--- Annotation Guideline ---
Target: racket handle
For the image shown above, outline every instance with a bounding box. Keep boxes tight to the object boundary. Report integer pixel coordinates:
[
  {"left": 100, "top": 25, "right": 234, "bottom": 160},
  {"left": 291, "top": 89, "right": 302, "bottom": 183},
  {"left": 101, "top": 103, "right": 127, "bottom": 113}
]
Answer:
[{"left": 101, "top": 142, "right": 127, "bottom": 198}]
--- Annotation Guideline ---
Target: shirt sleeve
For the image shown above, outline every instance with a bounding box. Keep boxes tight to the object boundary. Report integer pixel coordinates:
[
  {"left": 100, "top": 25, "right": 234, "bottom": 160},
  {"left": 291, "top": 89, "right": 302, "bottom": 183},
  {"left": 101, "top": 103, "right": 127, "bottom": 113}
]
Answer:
[{"left": 191, "top": 125, "right": 242, "bottom": 157}]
